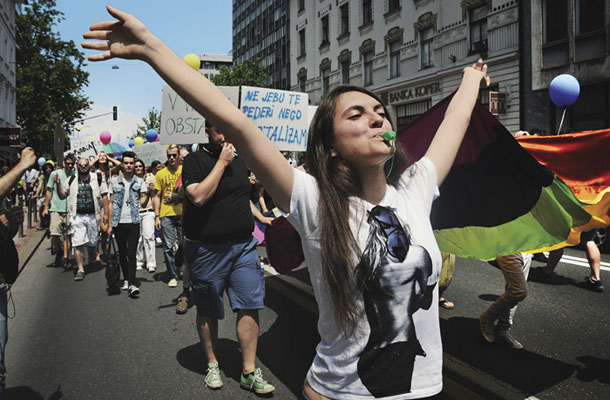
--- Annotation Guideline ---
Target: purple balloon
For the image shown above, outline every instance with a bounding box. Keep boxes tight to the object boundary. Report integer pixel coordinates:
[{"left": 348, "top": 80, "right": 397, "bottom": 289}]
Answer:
[{"left": 549, "top": 74, "right": 580, "bottom": 108}]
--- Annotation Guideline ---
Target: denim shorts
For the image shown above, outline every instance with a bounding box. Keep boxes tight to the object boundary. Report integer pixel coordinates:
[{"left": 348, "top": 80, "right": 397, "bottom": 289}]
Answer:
[{"left": 183, "top": 236, "right": 265, "bottom": 319}]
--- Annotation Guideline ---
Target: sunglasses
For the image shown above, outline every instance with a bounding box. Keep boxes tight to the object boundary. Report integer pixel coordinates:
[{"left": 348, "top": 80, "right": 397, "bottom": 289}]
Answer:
[
  {"left": 368, "top": 206, "right": 410, "bottom": 263},
  {"left": 134, "top": 165, "right": 144, "bottom": 168},
  {"left": 167, "top": 153, "right": 178, "bottom": 158},
  {"left": 65, "top": 162, "right": 74, "bottom": 166},
  {"left": 77, "top": 163, "right": 89, "bottom": 168}
]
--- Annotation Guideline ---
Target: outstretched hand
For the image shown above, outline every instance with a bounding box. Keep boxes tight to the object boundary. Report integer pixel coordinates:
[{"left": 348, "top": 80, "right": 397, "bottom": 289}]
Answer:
[
  {"left": 464, "top": 58, "right": 490, "bottom": 88},
  {"left": 82, "top": 6, "right": 154, "bottom": 62}
]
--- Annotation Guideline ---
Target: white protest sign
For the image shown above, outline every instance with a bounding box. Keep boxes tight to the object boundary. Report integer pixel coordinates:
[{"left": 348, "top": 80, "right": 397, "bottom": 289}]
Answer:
[
  {"left": 133, "top": 143, "right": 166, "bottom": 166},
  {"left": 66, "top": 139, "right": 103, "bottom": 162},
  {"left": 160, "top": 85, "right": 239, "bottom": 144},
  {"left": 240, "top": 86, "right": 309, "bottom": 151}
]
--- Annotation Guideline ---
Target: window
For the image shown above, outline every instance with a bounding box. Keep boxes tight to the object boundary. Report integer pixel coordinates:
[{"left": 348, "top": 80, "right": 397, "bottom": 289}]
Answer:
[
  {"left": 298, "top": 0, "right": 305, "bottom": 13},
  {"left": 389, "top": 40, "right": 401, "bottom": 78},
  {"left": 321, "top": 15, "right": 329, "bottom": 46},
  {"left": 389, "top": 0, "right": 400, "bottom": 12},
  {"left": 363, "top": 51, "right": 373, "bottom": 86},
  {"left": 340, "top": 4, "right": 349, "bottom": 36},
  {"left": 341, "top": 60, "right": 350, "bottom": 84},
  {"left": 577, "top": 0, "right": 605, "bottom": 35},
  {"left": 299, "top": 29, "right": 306, "bottom": 57},
  {"left": 396, "top": 100, "right": 431, "bottom": 130},
  {"left": 362, "top": 0, "right": 373, "bottom": 26},
  {"left": 420, "top": 28, "right": 433, "bottom": 69},
  {"left": 543, "top": 0, "right": 568, "bottom": 43},
  {"left": 469, "top": 5, "right": 488, "bottom": 54},
  {"left": 322, "top": 67, "right": 330, "bottom": 94},
  {"left": 299, "top": 75, "right": 306, "bottom": 92}
]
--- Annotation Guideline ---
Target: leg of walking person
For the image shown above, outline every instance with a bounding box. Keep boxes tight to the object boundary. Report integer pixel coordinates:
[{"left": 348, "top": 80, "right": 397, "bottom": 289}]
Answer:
[
  {"left": 136, "top": 222, "right": 146, "bottom": 270},
  {"left": 495, "top": 253, "right": 531, "bottom": 349},
  {"left": 438, "top": 252, "right": 455, "bottom": 309},
  {"left": 142, "top": 211, "right": 157, "bottom": 272},
  {"left": 125, "top": 223, "right": 141, "bottom": 296},
  {"left": 583, "top": 237, "right": 604, "bottom": 292},
  {"left": 172, "top": 216, "right": 184, "bottom": 278},
  {"left": 480, "top": 253, "right": 527, "bottom": 345},
  {"left": 113, "top": 224, "right": 130, "bottom": 289},
  {"left": 160, "top": 216, "right": 179, "bottom": 286}
]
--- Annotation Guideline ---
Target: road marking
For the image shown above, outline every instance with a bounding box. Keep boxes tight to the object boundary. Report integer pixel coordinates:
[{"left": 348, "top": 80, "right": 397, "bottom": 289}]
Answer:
[{"left": 561, "top": 255, "right": 610, "bottom": 271}]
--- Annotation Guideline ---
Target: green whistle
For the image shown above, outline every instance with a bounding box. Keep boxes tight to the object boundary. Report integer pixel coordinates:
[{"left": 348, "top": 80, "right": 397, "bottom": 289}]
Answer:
[{"left": 380, "top": 131, "right": 396, "bottom": 142}]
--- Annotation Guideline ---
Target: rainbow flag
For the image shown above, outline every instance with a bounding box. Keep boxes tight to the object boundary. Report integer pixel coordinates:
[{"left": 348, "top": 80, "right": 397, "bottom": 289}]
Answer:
[{"left": 398, "top": 95, "right": 609, "bottom": 260}]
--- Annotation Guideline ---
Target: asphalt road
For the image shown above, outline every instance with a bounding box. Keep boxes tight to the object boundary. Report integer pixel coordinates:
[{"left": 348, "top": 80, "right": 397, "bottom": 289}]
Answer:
[
  {"left": 5, "top": 236, "right": 609, "bottom": 400},
  {"left": 5, "top": 239, "right": 319, "bottom": 399},
  {"left": 439, "top": 247, "right": 610, "bottom": 400}
]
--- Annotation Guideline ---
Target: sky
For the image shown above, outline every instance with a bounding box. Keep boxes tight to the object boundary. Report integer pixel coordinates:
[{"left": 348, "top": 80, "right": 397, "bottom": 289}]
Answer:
[{"left": 54, "top": 0, "right": 233, "bottom": 146}]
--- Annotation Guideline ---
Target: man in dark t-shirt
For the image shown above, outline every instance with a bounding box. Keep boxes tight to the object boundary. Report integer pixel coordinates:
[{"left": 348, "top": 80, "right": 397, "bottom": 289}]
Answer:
[{"left": 182, "top": 122, "right": 274, "bottom": 394}]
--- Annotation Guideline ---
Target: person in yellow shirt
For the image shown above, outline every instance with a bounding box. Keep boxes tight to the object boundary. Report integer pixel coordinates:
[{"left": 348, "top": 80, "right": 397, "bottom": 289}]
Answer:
[{"left": 153, "top": 144, "right": 184, "bottom": 287}]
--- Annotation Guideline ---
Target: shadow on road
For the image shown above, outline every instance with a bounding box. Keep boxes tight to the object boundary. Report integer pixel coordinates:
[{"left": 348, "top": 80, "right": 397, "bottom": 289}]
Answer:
[
  {"left": 176, "top": 339, "right": 243, "bottom": 383},
  {"left": 4, "top": 385, "right": 50, "bottom": 400},
  {"left": 440, "top": 316, "right": 578, "bottom": 395},
  {"left": 256, "top": 283, "right": 319, "bottom": 397}
]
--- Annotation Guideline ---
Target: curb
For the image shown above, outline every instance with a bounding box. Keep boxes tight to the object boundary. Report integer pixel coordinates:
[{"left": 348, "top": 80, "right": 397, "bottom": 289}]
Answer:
[
  {"left": 262, "top": 264, "right": 539, "bottom": 400},
  {"left": 15, "top": 225, "right": 47, "bottom": 279}
]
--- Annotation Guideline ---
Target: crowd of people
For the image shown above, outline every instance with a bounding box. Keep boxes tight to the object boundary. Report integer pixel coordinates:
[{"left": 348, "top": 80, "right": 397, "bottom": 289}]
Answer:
[{"left": 0, "top": 5, "right": 604, "bottom": 399}]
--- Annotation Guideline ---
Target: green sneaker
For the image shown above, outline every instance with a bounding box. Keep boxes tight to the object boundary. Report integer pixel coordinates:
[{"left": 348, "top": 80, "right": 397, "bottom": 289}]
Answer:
[
  {"left": 205, "top": 361, "right": 223, "bottom": 389},
  {"left": 240, "top": 367, "right": 275, "bottom": 394}
]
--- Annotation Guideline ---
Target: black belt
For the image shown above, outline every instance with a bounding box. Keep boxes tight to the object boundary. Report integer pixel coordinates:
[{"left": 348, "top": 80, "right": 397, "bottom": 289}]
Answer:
[
  {"left": 185, "top": 234, "right": 252, "bottom": 245},
  {"left": 139, "top": 209, "right": 154, "bottom": 213}
]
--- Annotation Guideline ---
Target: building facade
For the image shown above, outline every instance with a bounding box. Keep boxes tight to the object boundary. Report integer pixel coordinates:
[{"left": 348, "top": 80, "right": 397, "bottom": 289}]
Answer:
[
  {"left": 521, "top": 0, "right": 610, "bottom": 134},
  {"left": 232, "top": 0, "right": 291, "bottom": 90},
  {"left": 0, "top": 0, "right": 22, "bottom": 128},
  {"left": 0, "top": 0, "right": 25, "bottom": 166},
  {"left": 197, "top": 53, "right": 233, "bottom": 81},
  {"left": 290, "top": 0, "right": 520, "bottom": 133}
]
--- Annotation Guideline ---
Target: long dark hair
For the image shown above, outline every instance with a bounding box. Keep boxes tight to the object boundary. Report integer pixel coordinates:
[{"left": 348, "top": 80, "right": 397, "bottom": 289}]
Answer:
[{"left": 306, "top": 85, "right": 411, "bottom": 335}]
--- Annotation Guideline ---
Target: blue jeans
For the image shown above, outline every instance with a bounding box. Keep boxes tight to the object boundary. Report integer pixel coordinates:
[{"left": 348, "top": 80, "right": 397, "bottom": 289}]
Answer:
[
  {"left": 160, "top": 216, "right": 183, "bottom": 280},
  {"left": 0, "top": 283, "right": 8, "bottom": 393}
]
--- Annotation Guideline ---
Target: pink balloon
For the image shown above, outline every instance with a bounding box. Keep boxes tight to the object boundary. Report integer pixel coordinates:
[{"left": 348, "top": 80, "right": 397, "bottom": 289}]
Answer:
[
  {"left": 154, "top": 134, "right": 160, "bottom": 142},
  {"left": 99, "top": 130, "right": 112, "bottom": 144}
]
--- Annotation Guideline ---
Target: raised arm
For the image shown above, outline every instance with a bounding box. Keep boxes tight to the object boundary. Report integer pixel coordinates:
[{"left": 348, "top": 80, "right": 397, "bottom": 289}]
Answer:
[
  {"left": 0, "top": 147, "right": 36, "bottom": 203},
  {"left": 424, "top": 59, "right": 490, "bottom": 185},
  {"left": 82, "top": 6, "right": 293, "bottom": 211}
]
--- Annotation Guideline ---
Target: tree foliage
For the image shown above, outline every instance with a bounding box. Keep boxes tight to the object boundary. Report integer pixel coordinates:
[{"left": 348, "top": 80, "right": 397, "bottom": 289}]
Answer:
[
  {"left": 132, "top": 107, "right": 161, "bottom": 139},
  {"left": 212, "top": 58, "right": 269, "bottom": 87},
  {"left": 16, "top": 0, "right": 90, "bottom": 156}
]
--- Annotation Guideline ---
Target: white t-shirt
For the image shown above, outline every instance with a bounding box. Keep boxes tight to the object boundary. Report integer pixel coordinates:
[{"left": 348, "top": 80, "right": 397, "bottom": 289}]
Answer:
[
  {"left": 285, "top": 157, "right": 443, "bottom": 399},
  {"left": 119, "top": 176, "right": 146, "bottom": 224}
]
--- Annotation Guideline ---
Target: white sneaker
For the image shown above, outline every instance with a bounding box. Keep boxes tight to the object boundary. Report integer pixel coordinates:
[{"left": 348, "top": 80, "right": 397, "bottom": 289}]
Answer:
[
  {"left": 155, "top": 237, "right": 162, "bottom": 245},
  {"left": 136, "top": 265, "right": 143, "bottom": 271},
  {"left": 168, "top": 278, "right": 178, "bottom": 288},
  {"left": 147, "top": 266, "right": 156, "bottom": 273},
  {"left": 121, "top": 280, "right": 129, "bottom": 290},
  {"left": 128, "top": 285, "right": 140, "bottom": 297}
]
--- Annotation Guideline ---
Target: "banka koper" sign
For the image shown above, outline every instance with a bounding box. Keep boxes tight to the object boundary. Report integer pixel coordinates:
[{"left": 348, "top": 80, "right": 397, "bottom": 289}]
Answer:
[{"left": 387, "top": 82, "right": 441, "bottom": 104}]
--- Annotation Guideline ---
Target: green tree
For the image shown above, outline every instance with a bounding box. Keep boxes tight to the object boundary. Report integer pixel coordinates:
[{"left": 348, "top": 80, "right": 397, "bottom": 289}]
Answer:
[
  {"left": 212, "top": 58, "right": 268, "bottom": 87},
  {"left": 132, "top": 107, "right": 161, "bottom": 139},
  {"left": 16, "top": 0, "right": 90, "bottom": 156}
]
